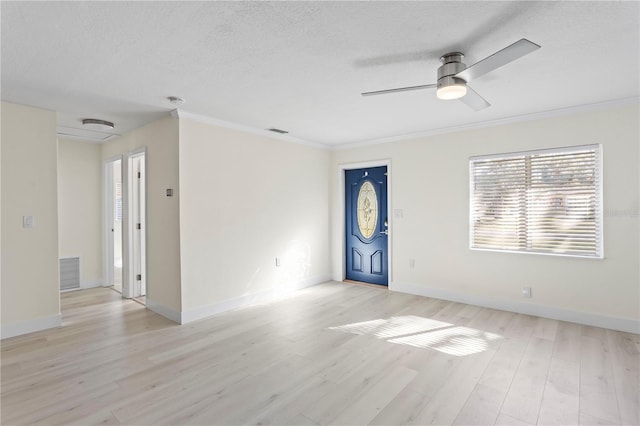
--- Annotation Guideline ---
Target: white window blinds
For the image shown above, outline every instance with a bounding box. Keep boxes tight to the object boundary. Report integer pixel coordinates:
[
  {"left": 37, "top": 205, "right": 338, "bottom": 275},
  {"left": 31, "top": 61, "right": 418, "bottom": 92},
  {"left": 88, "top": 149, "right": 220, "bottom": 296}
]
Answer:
[{"left": 470, "top": 144, "right": 602, "bottom": 258}]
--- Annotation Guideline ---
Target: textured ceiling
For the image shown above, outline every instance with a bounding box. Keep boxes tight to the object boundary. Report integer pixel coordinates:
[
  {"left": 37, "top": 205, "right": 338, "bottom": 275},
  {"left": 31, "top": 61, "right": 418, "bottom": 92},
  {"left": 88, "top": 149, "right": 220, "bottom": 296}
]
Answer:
[{"left": 2, "top": 1, "right": 638, "bottom": 147}]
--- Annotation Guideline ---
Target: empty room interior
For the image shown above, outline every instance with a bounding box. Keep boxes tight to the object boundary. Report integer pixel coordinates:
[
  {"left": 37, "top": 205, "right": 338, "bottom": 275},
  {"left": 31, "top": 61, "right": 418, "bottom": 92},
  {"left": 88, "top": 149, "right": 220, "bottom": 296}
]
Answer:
[{"left": 1, "top": 2, "right": 639, "bottom": 425}]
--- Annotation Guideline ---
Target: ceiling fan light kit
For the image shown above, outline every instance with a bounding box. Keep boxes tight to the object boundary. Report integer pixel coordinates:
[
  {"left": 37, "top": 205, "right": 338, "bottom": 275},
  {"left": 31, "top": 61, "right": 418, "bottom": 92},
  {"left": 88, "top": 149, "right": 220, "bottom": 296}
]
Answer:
[
  {"left": 436, "top": 53, "right": 468, "bottom": 100},
  {"left": 81, "top": 118, "right": 114, "bottom": 130},
  {"left": 436, "top": 83, "right": 467, "bottom": 100},
  {"left": 362, "top": 38, "right": 541, "bottom": 111}
]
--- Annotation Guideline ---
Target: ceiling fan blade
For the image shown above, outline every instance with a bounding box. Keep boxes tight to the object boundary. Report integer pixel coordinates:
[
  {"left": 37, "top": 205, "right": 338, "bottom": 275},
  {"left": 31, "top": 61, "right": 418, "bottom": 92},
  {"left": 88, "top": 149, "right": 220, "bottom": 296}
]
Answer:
[
  {"left": 361, "top": 83, "right": 437, "bottom": 96},
  {"left": 459, "top": 86, "right": 490, "bottom": 111},
  {"left": 455, "top": 39, "right": 540, "bottom": 82}
]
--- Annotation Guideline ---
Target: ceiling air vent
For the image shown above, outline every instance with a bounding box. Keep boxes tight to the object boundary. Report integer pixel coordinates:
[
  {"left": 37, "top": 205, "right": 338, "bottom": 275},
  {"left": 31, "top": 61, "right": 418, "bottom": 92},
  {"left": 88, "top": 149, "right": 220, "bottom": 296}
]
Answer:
[{"left": 267, "top": 128, "right": 289, "bottom": 134}]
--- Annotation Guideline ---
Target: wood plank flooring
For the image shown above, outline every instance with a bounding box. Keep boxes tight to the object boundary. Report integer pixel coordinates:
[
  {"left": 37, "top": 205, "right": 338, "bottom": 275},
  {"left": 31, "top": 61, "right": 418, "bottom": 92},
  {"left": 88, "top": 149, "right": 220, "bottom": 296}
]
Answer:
[{"left": 1, "top": 282, "right": 639, "bottom": 425}]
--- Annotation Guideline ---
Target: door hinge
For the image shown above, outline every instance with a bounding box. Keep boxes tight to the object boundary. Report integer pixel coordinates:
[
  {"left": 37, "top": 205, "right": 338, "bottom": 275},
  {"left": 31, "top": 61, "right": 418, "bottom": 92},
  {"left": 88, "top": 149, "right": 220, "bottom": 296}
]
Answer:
[
  {"left": 136, "top": 223, "right": 141, "bottom": 230},
  {"left": 136, "top": 274, "right": 142, "bottom": 281},
  {"left": 137, "top": 172, "right": 141, "bottom": 179}
]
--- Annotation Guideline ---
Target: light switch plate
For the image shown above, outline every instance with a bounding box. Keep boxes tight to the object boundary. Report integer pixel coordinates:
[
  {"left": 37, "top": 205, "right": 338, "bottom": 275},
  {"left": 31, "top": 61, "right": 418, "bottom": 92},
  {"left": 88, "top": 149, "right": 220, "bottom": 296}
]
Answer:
[{"left": 23, "top": 215, "right": 34, "bottom": 228}]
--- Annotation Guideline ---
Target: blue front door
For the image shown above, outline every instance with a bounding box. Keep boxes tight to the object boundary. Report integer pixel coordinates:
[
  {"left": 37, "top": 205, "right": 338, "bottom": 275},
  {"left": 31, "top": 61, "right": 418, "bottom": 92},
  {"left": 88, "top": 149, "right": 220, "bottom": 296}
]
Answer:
[{"left": 345, "top": 166, "right": 388, "bottom": 286}]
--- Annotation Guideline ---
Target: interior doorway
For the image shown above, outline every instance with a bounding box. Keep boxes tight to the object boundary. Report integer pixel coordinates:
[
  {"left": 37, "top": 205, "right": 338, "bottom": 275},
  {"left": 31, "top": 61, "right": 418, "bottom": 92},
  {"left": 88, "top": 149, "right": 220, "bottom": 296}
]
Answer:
[
  {"left": 125, "top": 151, "right": 146, "bottom": 302},
  {"left": 104, "top": 157, "right": 123, "bottom": 292}
]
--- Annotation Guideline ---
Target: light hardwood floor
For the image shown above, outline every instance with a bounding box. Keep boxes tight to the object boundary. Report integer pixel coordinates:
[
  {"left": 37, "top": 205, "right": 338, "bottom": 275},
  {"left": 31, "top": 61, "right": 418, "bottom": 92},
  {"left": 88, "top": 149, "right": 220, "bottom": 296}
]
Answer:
[{"left": 1, "top": 282, "right": 639, "bottom": 425}]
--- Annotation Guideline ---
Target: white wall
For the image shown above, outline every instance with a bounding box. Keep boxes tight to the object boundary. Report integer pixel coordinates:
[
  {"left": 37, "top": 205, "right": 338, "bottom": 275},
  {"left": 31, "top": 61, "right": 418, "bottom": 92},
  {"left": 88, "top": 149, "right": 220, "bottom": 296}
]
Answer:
[
  {"left": 101, "top": 116, "right": 182, "bottom": 316},
  {"left": 2, "top": 100, "right": 634, "bottom": 337},
  {"left": 331, "top": 104, "right": 639, "bottom": 332},
  {"left": 1, "top": 102, "right": 61, "bottom": 338},
  {"left": 178, "top": 118, "right": 331, "bottom": 321},
  {"left": 57, "top": 138, "right": 102, "bottom": 287}
]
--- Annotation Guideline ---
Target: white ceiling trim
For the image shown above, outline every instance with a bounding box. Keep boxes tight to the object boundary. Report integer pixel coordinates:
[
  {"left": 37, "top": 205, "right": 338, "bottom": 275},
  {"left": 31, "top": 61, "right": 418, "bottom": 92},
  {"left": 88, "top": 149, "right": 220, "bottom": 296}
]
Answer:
[
  {"left": 52, "top": 94, "right": 637, "bottom": 147},
  {"left": 171, "top": 109, "right": 329, "bottom": 150},
  {"left": 52, "top": 95, "right": 636, "bottom": 148},
  {"left": 334, "top": 97, "right": 640, "bottom": 151},
  {"left": 170, "top": 96, "right": 638, "bottom": 153}
]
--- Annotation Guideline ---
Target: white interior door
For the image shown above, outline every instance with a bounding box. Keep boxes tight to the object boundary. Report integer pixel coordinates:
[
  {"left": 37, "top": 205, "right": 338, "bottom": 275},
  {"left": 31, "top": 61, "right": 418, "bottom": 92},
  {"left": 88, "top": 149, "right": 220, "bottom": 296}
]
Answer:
[
  {"left": 104, "top": 157, "right": 123, "bottom": 291},
  {"left": 136, "top": 155, "right": 146, "bottom": 297},
  {"left": 126, "top": 151, "right": 146, "bottom": 299}
]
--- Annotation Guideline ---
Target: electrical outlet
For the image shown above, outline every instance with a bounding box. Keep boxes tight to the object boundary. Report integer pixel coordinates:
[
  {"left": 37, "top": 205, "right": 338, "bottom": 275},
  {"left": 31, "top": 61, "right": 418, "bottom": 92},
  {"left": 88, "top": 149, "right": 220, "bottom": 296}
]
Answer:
[{"left": 522, "top": 287, "right": 532, "bottom": 298}]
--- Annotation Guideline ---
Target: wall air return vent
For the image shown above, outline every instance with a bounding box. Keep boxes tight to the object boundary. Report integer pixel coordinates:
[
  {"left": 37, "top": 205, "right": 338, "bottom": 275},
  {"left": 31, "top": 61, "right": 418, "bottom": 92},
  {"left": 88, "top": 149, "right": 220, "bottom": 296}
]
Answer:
[{"left": 60, "top": 257, "right": 80, "bottom": 291}]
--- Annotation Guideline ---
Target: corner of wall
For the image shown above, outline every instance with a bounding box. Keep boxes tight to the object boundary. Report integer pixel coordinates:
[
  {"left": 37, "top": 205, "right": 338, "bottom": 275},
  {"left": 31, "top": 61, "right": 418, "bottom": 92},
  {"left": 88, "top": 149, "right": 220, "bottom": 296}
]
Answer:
[{"left": 1, "top": 102, "right": 60, "bottom": 336}]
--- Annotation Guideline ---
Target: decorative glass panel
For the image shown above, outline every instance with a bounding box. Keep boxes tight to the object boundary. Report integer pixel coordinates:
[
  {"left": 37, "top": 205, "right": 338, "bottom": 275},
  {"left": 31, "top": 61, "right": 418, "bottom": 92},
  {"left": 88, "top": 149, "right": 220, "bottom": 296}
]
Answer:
[{"left": 357, "top": 181, "right": 378, "bottom": 239}]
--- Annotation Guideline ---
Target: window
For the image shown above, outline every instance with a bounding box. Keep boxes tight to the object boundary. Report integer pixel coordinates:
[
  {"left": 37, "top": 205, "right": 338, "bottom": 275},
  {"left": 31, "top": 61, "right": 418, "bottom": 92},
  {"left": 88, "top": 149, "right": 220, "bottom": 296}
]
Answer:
[{"left": 470, "top": 144, "right": 602, "bottom": 258}]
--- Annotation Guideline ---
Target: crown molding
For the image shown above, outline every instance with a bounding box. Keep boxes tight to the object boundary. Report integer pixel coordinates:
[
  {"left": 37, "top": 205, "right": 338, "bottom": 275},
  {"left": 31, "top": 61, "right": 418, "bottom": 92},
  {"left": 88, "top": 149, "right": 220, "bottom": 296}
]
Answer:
[
  {"left": 333, "top": 97, "right": 640, "bottom": 150},
  {"left": 168, "top": 97, "right": 637, "bottom": 151},
  {"left": 170, "top": 109, "right": 330, "bottom": 150}
]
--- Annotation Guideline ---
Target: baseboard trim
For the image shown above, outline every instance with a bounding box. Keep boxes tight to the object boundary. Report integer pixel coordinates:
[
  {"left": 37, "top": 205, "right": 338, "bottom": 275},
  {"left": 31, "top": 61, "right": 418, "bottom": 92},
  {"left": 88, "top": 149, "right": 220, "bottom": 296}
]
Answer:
[
  {"left": 146, "top": 298, "right": 181, "bottom": 324},
  {"left": 1, "top": 314, "right": 62, "bottom": 339},
  {"left": 81, "top": 280, "right": 103, "bottom": 289},
  {"left": 60, "top": 280, "right": 106, "bottom": 293},
  {"left": 181, "top": 274, "right": 331, "bottom": 324},
  {"left": 181, "top": 288, "right": 274, "bottom": 324},
  {"left": 392, "top": 282, "right": 640, "bottom": 334}
]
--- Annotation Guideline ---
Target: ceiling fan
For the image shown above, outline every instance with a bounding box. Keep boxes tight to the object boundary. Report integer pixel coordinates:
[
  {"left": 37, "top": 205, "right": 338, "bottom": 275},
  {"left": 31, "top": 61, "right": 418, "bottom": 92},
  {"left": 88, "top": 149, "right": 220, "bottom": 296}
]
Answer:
[{"left": 361, "top": 39, "right": 541, "bottom": 111}]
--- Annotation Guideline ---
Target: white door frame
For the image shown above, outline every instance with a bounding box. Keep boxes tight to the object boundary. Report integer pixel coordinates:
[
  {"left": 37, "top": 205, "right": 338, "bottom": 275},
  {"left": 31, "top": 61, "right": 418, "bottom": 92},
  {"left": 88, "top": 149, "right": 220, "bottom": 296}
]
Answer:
[
  {"left": 103, "top": 155, "right": 122, "bottom": 287},
  {"left": 337, "top": 159, "right": 393, "bottom": 289},
  {"left": 124, "top": 148, "right": 147, "bottom": 299}
]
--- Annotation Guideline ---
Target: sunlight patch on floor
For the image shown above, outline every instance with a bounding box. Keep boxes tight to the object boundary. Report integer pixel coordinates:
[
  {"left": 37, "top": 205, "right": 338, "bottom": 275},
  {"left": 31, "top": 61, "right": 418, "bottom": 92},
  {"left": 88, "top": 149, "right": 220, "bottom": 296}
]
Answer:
[
  {"left": 328, "top": 315, "right": 449, "bottom": 339},
  {"left": 328, "top": 315, "right": 502, "bottom": 356}
]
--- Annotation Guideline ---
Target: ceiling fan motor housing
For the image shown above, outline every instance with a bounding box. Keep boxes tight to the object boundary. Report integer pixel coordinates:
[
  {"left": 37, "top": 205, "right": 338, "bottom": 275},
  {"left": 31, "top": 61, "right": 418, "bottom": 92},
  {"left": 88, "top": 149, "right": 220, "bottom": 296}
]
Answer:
[{"left": 437, "top": 52, "right": 467, "bottom": 88}]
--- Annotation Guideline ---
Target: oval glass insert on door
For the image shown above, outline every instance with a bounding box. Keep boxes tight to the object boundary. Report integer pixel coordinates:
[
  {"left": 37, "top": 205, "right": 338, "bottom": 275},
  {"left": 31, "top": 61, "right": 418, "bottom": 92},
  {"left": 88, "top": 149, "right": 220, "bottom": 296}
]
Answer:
[{"left": 357, "top": 181, "right": 378, "bottom": 239}]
